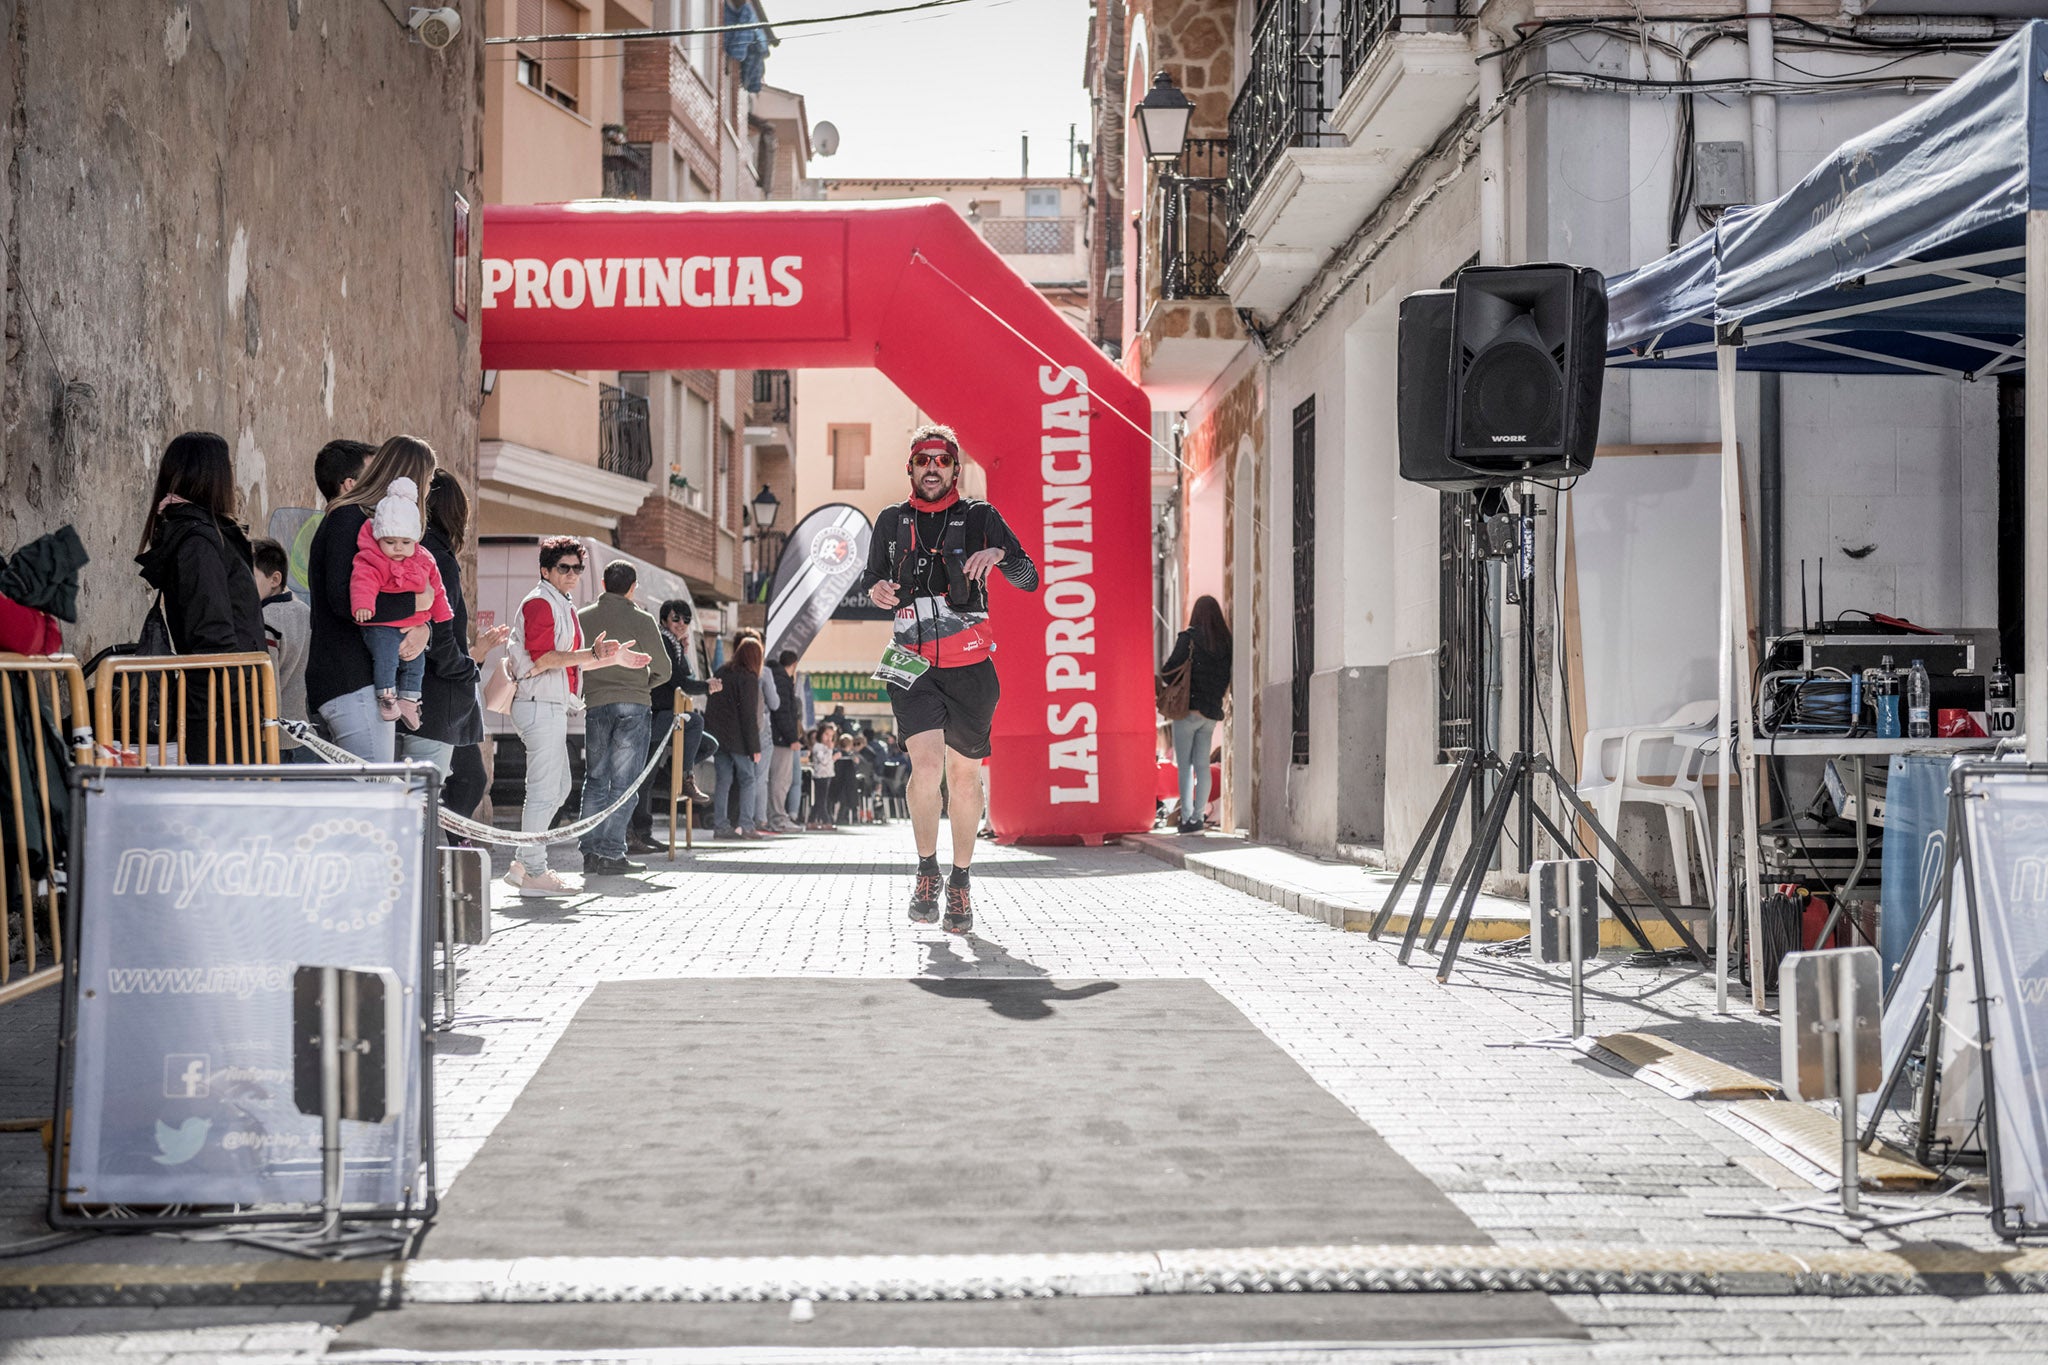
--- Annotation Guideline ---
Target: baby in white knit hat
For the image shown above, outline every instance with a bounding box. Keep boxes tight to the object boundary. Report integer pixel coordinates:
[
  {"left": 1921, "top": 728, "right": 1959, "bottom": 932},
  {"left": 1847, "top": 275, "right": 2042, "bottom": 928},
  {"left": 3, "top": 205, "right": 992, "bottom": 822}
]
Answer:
[{"left": 349, "top": 476, "right": 452, "bottom": 728}]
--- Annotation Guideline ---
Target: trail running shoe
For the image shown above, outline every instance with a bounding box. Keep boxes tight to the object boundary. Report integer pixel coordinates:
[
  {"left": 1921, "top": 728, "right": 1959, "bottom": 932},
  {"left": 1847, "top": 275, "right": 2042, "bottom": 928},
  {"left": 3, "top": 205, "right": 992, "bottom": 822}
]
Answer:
[
  {"left": 909, "top": 868, "right": 942, "bottom": 924},
  {"left": 943, "top": 880, "right": 973, "bottom": 935}
]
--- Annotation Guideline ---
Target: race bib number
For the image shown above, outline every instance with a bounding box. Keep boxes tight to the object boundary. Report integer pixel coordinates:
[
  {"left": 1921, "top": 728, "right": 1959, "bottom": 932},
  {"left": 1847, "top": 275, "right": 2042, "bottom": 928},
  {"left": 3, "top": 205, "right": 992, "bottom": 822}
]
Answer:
[{"left": 873, "top": 642, "right": 931, "bottom": 689}]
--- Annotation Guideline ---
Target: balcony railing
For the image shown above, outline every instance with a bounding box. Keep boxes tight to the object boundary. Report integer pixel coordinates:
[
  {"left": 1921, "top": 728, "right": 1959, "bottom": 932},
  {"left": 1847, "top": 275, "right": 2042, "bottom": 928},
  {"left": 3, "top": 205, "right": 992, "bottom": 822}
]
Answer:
[
  {"left": 599, "top": 383, "right": 653, "bottom": 481},
  {"left": 981, "top": 216, "right": 1078, "bottom": 256},
  {"left": 750, "top": 369, "right": 790, "bottom": 425},
  {"left": 602, "top": 126, "right": 652, "bottom": 200},
  {"left": 1227, "top": 2, "right": 1343, "bottom": 256},
  {"left": 1161, "top": 138, "right": 1230, "bottom": 300},
  {"left": 1341, "top": 1, "right": 1471, "bottom": 83}
]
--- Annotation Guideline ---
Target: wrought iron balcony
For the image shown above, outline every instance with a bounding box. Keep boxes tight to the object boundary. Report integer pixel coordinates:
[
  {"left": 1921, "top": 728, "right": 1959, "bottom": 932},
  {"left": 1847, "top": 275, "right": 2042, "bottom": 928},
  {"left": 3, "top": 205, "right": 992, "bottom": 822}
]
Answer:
[
  {"left": 1341, "top": 0, "right": 1471, "bottom": 81},
  {"left": 1161, "top": 139, "right": 1230, "bottom": 301},
  {"left": 599, "top": 383, "right": 653, "bottom": 481},
  {"left": 1226, "top": 1, "right": 1343, "bottom": 257},
  {"left": 602, "top": 125, "right": 652, "bottom": 200}
]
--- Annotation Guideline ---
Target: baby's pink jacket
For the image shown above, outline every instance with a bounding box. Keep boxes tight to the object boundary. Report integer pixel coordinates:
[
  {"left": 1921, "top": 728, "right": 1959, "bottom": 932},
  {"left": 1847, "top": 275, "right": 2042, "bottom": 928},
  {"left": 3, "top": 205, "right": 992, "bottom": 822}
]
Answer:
[{"left": 350, "top": 521, "right": 453, "bottom": 629}]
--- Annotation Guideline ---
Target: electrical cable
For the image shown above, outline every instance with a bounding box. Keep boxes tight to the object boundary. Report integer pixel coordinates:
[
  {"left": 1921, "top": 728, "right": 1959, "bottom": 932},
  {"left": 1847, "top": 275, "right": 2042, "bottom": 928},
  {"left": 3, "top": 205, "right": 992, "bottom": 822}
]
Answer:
[{"left": 487, "top": 0, "right": 985, "bottom": 45}]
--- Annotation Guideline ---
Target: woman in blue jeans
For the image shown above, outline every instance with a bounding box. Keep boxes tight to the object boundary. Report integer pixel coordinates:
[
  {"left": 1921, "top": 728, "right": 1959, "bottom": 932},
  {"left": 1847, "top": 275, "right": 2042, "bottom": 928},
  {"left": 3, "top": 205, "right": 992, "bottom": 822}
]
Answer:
[
  {"left": 1161, "top": 595, "right": 1233, "bottom": 834},
  {"left": 703, "top": 636, "right": 765, "bottom": 838}
]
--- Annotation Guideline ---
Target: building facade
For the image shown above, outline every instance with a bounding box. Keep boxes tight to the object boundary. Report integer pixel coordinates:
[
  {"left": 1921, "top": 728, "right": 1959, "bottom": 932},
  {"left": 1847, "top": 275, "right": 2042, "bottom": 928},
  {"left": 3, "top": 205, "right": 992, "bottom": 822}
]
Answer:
[
  {"left": 483, "top": 0, "right": 808, "bottom": 637},
  {"left": 0, "top": 0, "right": 484, "bottom": 654},
  {"left": 1099, "top": 1, "right": 2025, "bottom": 879}
]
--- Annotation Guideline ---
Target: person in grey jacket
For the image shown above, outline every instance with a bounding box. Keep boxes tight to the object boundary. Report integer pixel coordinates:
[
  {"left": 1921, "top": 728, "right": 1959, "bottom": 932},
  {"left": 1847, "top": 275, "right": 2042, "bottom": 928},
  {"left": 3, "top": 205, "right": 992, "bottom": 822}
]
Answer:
[{"left": 576, "top": 561, "right": 671, "bottom": 875}]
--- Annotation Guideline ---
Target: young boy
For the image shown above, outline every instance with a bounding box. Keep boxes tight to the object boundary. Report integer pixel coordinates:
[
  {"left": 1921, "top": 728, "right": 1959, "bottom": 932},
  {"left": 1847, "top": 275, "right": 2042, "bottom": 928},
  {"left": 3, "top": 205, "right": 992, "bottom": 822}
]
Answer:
[{"left": 251, "top": 537, "right": 312, "bottom": 759}]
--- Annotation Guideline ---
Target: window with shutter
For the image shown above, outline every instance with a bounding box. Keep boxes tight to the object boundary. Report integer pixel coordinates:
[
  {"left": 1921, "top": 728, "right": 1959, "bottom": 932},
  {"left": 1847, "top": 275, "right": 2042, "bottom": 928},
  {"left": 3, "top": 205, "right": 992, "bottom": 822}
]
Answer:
[
  {"left": 830, "top": 425, "right": 869, "bottom": 491},
  {"left": 542, "top": 0, "right": 581, "bottom": 109}
]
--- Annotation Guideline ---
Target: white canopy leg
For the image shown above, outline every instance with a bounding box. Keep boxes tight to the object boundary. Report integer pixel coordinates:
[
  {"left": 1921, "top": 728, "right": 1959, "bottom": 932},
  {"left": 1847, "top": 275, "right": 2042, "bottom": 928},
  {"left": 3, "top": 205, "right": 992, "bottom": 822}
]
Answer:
[
  {"left": 1715, "top": 353, "right": 1734, "bottom": 1015},
  {"left": 1716, "top": 345, "right": 1765, "bottom": 1008},
  {"left": 2028, "top": 209, "right": 2047, "bottom": 760}
]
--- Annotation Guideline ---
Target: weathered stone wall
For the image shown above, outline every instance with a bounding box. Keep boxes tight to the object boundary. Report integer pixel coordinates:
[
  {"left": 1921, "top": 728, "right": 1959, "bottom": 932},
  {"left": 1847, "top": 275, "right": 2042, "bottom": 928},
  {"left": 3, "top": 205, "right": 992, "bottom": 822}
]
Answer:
[{"left": 0, "top": 1, "right": 484, "bottom": 655}]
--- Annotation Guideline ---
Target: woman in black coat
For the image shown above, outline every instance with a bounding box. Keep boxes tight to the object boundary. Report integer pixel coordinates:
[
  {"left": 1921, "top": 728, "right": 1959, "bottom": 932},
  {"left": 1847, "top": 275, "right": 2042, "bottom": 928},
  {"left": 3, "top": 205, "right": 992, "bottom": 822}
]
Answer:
[
  {"left": 134, "top": 432, "right": 266, "bottom": 761},
  {"left": 401, "top": 472, "right": 510, "bottom": 786},
  {"left": 703, "top": 637, "right": 764, "bottom": 837},
  {"left": 303, "top": 436, "right": 438, "bottom": 762},
  {"left": 1161, "top": 594, "right": 1233, "bottom": 834}
]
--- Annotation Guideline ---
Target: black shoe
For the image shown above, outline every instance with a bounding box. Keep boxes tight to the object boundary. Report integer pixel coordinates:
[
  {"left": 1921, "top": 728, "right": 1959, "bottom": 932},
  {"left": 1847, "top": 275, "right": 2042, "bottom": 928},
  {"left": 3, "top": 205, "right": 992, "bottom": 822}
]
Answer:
[
  {"left": 909, "top": 868, "right": 942, "bottom": 924},
  {"left": 588, "top": 855, "right": 647, "bottom": 876},
  {"left": 626, "top": 834, "right": 664, "bottom": 856},
  {"left": 943, "top": 879, "right": 973, "bottom": 935}
]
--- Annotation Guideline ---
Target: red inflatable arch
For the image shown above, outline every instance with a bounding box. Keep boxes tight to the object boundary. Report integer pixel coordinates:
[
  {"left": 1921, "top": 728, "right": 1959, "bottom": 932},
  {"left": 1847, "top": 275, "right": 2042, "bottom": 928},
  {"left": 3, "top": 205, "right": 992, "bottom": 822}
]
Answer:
[{"left": 480, "top": 200, "right": 1154, "bottom": 843}]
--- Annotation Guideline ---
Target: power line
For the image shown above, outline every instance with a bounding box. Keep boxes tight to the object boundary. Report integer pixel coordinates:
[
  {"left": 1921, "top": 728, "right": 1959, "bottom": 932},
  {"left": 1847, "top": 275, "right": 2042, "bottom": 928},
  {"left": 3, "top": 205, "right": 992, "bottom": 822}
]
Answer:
[{"left": 487, "top": 0, "right": 984, "bottom": 46}]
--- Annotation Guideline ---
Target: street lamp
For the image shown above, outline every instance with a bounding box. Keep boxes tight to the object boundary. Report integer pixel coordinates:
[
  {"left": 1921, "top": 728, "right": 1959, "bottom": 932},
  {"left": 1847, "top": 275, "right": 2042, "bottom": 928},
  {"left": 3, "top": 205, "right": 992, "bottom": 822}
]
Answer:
[
  {"left": 750, "top": 483, "right": 780, "bottom": 532},
  {"left": 1133, "top": 70, "right": 1194, "bottom": 164}
]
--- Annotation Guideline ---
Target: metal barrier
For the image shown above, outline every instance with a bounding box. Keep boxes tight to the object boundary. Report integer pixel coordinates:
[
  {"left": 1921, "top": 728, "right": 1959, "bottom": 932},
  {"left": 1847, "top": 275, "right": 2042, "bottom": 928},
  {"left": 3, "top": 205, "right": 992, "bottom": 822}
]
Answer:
[
  {"left": 668, "top": 689, "right": 695, "bottom": 859},
  {"left": 0, "top": 655, "right": 91, "bottom": 1005},
  {"left": 91, "top": 651, "right": 281, "bottom": 767}
]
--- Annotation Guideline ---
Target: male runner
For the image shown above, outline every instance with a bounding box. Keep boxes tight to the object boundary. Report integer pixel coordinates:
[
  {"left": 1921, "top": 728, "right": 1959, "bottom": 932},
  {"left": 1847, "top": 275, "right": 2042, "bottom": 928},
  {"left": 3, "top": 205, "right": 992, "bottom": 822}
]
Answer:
[{"left": 857, "top": 424, "right": 1038, "bottom": 933}]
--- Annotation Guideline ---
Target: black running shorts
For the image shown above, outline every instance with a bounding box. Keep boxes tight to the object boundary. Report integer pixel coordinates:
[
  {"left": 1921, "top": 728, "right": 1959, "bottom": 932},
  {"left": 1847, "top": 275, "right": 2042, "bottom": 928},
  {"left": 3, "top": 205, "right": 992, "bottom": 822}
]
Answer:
[{"left": 888, "top": 659, "right": 1001, "bottom": 759}]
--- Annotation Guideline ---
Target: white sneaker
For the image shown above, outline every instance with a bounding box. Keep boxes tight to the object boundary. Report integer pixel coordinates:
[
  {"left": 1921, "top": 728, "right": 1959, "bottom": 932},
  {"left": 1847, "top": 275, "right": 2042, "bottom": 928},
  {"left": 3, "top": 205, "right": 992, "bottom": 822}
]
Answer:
[
  {"left": 517, "top": 869, "right": 575, "bottom": 897},
  {"left": 503, "top": 861, "right": 527, "bottom": 889}
]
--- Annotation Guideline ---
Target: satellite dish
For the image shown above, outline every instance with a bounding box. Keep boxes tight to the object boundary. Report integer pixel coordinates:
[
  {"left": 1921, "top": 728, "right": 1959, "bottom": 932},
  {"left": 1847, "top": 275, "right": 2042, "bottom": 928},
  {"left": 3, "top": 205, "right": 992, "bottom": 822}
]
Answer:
[{"left": 813, "top": 122, "right": 840, "bottom": 157}]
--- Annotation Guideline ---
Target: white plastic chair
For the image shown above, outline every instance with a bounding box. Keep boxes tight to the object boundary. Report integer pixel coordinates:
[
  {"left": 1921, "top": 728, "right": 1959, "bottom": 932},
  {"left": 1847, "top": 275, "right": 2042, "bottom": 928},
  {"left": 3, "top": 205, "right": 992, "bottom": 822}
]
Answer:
[{"left": 1578, "top": 700, "right": 1718, "bottom": 905}]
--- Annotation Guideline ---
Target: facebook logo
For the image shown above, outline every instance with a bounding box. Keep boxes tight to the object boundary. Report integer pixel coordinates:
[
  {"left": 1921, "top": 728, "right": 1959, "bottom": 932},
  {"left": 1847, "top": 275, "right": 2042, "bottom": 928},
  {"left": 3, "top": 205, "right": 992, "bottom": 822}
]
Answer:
[{"left": 163, "top": 1055, "right": 208, "bottom": 1099}]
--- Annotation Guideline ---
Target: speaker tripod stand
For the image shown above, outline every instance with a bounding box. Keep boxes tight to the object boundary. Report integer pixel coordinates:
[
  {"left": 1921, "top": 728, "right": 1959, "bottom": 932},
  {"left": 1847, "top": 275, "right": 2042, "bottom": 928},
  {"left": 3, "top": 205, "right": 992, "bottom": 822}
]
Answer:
[{"left": 1367, "top": 488, "right": 1710, "bottom": 983}]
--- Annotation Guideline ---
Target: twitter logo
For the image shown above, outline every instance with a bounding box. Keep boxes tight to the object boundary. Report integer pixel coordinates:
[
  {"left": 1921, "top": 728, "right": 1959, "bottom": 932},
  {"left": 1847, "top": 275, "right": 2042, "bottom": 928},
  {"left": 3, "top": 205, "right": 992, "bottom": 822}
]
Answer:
[{"left": 152, "top": 1117, "right": 210, "bottom": 1165}]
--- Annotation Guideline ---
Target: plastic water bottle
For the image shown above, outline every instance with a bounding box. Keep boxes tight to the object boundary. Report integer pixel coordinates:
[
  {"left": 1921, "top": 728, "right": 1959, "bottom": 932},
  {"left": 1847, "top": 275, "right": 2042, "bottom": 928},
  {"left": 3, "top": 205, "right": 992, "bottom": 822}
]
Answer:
[
  {"left": 1989, "top": 658, "right": 2017, "bottom": 740},
  {"left": 1907, "top": 659, "right": 1933, "bottom": 739},
  {"left": 1874, "top": 656, "right": 1902, "bottom": 739}
]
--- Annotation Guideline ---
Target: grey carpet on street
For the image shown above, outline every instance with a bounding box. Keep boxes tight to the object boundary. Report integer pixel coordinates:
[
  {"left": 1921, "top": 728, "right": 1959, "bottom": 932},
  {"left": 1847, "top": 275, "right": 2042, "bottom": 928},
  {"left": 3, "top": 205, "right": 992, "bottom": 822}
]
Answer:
[{"left": 343, "top": 976, "right": 1579, "bottom": 1348}]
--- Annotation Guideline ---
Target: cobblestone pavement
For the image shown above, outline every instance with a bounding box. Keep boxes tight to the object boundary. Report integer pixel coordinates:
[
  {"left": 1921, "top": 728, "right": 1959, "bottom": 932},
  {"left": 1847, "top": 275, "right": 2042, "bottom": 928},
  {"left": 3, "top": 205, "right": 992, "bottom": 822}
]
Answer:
[{"left": 6, "top": 826, "right": 2048, "bottom": 1361}]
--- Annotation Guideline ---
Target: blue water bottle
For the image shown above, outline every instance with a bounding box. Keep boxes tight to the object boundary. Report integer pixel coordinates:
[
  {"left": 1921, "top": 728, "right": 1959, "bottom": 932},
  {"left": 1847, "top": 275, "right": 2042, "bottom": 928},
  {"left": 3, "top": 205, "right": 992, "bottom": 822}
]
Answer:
[{"left": 1874, "top": 655, "right": 1902, "bottom": 739}]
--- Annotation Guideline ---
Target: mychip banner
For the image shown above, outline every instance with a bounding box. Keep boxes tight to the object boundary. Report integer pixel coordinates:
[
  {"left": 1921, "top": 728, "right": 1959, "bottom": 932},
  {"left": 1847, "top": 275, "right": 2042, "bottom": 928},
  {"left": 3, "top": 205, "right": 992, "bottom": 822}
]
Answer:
[{"left": 61, "top": 772, "right": 431, "bottom": 1213}]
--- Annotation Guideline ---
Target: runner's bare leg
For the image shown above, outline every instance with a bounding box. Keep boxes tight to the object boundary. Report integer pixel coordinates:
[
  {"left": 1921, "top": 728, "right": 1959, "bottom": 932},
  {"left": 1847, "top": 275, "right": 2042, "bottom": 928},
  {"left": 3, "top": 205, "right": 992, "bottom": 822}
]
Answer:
[
  {"left": 944, "top": 746, "right": 983, "bottom": 869},
  {"left": 904, "top": 728, "right": 946, "bottom": 860}
]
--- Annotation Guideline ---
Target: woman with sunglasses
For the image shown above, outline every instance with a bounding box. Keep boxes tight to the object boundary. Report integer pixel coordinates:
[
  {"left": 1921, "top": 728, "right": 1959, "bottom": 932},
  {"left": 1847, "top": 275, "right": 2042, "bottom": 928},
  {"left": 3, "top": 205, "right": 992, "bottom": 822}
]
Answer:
[
  {"left": 503, "top": 535, "right": 637, "bottom": 896},
  {"left": 855, "top": 422, "right": 1038, "bottom": 934}
]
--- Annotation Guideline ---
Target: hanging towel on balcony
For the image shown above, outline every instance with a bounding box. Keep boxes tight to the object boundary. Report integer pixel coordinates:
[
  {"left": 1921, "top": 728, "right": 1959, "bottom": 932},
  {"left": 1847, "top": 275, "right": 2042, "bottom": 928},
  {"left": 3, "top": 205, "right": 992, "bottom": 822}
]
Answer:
[{"left": 722, "top": 2, "right": 768, "bottom": 93}]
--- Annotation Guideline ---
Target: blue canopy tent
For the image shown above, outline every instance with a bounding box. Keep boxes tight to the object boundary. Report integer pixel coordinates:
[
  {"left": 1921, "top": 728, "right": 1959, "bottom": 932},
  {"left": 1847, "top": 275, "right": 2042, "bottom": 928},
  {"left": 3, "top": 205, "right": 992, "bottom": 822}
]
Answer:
[{"left": 1597, "top": 22, "right": 2048, "bottom": 1008}]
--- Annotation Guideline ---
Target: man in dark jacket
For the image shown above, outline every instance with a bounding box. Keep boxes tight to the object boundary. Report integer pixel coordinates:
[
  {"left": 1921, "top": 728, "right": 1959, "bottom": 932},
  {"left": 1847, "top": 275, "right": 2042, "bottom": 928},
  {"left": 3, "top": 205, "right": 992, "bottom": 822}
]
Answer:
[
  {"left": 765, "top": 649, "right": 805, "bottom": 834},
  {"left": 630, "top": 598, "right": 717, "bottom": 850}
]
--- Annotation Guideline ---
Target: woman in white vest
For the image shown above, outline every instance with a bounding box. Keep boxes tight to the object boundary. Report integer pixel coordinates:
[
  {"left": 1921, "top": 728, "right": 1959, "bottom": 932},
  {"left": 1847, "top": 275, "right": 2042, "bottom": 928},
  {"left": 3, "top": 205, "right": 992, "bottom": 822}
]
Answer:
[{"left": 504, "top": 536, "right": 640, "bottom": 896}]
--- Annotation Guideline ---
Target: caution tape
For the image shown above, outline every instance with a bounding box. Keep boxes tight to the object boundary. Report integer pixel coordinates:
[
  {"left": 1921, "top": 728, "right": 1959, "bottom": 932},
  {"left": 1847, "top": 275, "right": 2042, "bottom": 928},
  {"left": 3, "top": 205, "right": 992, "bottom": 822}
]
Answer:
[{"left": 275, "top": 716, "right": 681, "bottom": 850}]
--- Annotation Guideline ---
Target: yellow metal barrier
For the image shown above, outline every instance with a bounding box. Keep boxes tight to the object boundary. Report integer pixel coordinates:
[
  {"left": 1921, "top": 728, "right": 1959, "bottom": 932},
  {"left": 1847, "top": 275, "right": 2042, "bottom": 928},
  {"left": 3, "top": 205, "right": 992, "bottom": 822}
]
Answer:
[
  {"left": 668, "top": 689, "right": 695, "bottom": 860},
  {"left": 0, "top": 654, "right": 90, "bottom": 1005},
  {"left": 91, "top": 652, "right": 281, "bottom": 768}
]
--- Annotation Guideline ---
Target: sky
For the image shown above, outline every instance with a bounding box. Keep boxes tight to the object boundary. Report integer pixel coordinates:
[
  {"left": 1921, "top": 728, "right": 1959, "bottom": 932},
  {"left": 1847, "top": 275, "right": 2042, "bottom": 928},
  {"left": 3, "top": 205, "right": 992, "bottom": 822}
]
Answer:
[{"left": 761, "top": 0, "right": 1098, "bottom": 181}]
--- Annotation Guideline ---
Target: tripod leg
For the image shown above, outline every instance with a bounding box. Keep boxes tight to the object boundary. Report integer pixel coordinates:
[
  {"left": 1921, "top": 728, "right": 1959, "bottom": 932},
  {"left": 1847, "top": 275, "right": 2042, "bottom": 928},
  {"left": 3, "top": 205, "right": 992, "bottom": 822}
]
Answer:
[
  {"left": 1422, "top": 827, "right": 1483, "bottom": 954},
  {"left": 1525, "top": 798, "right": 1655, "bottom": 951},
  {"left": 1437, "top": 755, "right": 1527, "bottom": 984},
  {"left": 1402, "top": 785, "right": 1490, "bottom": 964},
  {"left": 1542, "top": 757, "right": 1708, "bottom": 965},
  {"left": 1422, "top": 756, "right": 1504, "bottom": 953},
  {"left": 1371, "top": 753, "right": 1472, "bottom": 939}
]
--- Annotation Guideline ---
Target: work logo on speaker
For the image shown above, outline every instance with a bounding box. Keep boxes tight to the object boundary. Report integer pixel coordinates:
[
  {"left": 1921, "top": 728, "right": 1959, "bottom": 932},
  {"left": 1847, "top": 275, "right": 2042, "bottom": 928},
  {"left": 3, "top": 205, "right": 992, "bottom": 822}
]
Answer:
[{"left": 64, "top": 777, "right": 428, "bottom": 1210}]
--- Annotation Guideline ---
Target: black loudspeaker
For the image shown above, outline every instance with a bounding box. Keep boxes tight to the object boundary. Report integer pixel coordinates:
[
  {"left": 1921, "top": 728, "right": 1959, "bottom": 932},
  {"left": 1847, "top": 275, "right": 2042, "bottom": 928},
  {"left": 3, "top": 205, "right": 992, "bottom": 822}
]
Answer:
[
  {"left": 1398, "top": 290, "right": 1498, "bottom": 492},
  {"left": 1451, "top": 264, "right": 1607, "bottom": 478}
]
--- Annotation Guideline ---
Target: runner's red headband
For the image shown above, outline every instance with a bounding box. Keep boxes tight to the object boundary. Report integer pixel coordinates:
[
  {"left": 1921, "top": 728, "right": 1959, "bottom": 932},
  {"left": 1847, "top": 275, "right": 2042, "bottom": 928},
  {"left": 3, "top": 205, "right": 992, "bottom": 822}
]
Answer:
[{"left": 909, "top": 437, "right": 956, "bottom": 459}]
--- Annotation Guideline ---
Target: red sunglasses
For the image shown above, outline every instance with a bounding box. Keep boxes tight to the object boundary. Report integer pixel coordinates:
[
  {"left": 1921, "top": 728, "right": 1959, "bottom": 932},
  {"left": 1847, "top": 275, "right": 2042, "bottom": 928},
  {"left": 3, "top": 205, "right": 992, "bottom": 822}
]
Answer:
[{"left": 910, "top": 452, "right": 957, "bottom": 469}]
